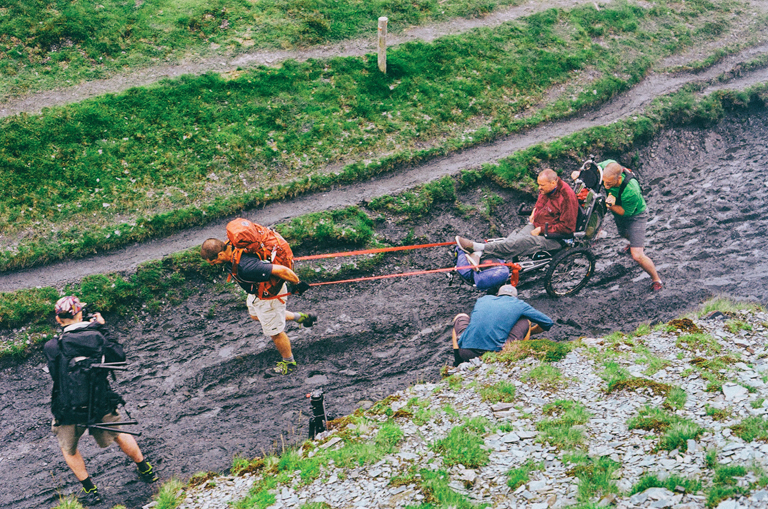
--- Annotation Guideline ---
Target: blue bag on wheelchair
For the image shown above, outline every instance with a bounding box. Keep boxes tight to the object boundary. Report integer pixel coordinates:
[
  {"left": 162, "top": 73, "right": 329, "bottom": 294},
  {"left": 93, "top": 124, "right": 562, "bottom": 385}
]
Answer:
[{"left": 455, "top": 247, "right": 510, "bottom": 290}]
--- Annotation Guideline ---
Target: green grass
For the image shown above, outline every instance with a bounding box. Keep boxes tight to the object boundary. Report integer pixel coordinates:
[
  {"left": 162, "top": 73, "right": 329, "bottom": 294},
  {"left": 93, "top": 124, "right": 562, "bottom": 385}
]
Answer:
[
  {"left": 676, "top": 333, "right": 722, "bottom": 356},
  {"left": 0, "top": 0, "right": 751, "bottom": 272},
  {"left": 698, "top": 296, "right": 765, "bottom": 317},
  {"left": 535, "top": 400, "right": 591, "bottom": 450},
  {"left": 751, "top": 397, "right": 765, "bottom": 410},
  {"left": 485, "top": 339, "right": 572, "bottom": 364},
  {"left": 431, "top": 416, "right": 490, "bottom": 468},
  {"left": 0, "top": 0, "right": 523, "bottom": 98},
  {"left": 705, "top": 404, "right": 731, "bottom": 421},
  {"left": 627, "top": 406, "right": 705, "bottom": 452},
  {"left": 153, "top": 478, "right": 186, "bottom": 509},
  {"left": 725, "top": 319, "right": 753, "bottom": 334},
  {"left": 406, "top": 397, "right": 436, "bottom": 426},
  {"left": 507, "top": 460, "right": 543, "bottom": 490},
  {"left": 730, "top": 416, "right": 768, "bottom": 442},
  {"left": 407, "top": 468, "right": 486, "bottom": 509},
  {"left": 600, "top": 361, "right": 672, "bottom": 395},
  {"left": 521, "top": 364, "right": 563, "bottom": 388},
  {"left": 51, "top": 496, "right": 85, "bottom": 509},
  {"left": 564, "top": 455, "right": 620, "bottom": 503},
  {"left": 477, "top": 380, "right": 516, "bottom": 403},
  {"left": 232, "top": 419, "right": 403, "bottom": 508},
  {"left": 630, "top": 473, "right": 702, "bottom": 495},
  {"left": 663, "top": 386, "right": 688, "bottom": 411}
]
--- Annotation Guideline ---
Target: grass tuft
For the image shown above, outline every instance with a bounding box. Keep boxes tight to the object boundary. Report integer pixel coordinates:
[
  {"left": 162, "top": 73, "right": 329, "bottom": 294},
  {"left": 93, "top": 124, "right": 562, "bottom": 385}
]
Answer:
[{"left": 535, "top": 400, "right": 591, "bottom": 450}]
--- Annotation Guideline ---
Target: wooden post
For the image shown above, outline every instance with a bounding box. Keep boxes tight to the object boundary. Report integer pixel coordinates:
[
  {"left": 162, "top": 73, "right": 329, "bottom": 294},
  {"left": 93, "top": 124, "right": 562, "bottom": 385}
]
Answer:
[{"left": 378, "top": 17, "right": 388, "bottom": 74}]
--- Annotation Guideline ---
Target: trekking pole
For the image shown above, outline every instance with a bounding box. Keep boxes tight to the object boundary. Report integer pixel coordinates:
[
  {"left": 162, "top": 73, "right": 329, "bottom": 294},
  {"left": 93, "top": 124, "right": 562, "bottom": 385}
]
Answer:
[{"left": 85, "top": 362, "right": 142, "bottom": 436}]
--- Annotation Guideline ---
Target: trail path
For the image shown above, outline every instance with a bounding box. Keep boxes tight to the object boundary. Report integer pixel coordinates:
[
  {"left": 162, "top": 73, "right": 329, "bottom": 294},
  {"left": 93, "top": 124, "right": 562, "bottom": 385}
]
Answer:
[
  {"left": 0, "top": 0, "right": 600, "bottom": 118},
  {"left": 1, "top": 46, "right": 767, "bottom": 292}
]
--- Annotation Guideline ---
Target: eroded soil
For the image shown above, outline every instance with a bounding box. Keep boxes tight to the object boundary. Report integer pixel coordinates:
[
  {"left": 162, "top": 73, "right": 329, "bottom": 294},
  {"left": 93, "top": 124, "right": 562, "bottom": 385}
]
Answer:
[{"left": 1, "top": 106, "right": 768, "bottom": 508}]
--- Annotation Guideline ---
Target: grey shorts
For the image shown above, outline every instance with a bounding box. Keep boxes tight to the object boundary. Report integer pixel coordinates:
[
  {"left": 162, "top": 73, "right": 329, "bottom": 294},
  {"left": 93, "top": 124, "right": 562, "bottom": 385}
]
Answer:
[
  {"left": 614, "top": 211, "right": 647, "bottom": 248},
  {"left": 52, "top": 412, "right": 121, "bottom": 456}
]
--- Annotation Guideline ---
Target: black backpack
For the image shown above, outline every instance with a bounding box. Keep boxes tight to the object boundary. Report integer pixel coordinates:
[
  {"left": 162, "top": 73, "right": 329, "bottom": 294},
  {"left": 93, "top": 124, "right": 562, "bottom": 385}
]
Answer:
[{"left": 56, "top": 334, "right": 113, "bottom": 423}]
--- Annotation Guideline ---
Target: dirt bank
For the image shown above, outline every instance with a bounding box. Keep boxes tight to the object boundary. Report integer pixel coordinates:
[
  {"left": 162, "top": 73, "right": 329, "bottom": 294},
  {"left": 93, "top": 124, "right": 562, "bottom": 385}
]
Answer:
[{"left": 1, "top": 106, "right": 768, "bottom": 508}]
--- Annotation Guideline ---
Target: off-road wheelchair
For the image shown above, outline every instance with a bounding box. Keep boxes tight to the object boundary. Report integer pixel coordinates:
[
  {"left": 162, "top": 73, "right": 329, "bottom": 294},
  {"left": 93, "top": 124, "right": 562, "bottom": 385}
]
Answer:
[{"left": 453, "top": 158, "right": 606, "bottom": 298}]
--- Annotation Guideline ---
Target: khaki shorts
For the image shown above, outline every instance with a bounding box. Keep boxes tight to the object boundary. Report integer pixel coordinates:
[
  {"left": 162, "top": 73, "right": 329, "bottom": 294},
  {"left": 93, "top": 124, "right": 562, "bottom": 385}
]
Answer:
[
  {"left": 246, "top": 284, "right": 287, "bottom": 337},
  {"left": 52, "top": 412, "right": 121, "bottom": 456}
]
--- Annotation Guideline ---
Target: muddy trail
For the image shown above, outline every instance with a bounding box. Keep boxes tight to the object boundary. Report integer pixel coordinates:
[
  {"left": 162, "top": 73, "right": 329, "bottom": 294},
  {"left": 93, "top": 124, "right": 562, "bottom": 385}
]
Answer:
[
  {"left": 2, "top": 106, "right": 768, "bottom": 508},
  {"left": 2, "top": 57, "right": 768, "bottom": 294}
]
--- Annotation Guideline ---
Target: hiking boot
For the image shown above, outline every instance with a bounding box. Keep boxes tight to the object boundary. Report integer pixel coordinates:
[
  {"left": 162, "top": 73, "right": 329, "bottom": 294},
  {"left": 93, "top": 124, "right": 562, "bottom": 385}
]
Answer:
[
  {"left": 267, "top": 360, "right": 298, "bottom": 376},
  {"left": 137, "top": 462, "right": 159, "bottom": 483},
  {"left": 651, "top": 281, "right": 664, "bottom": 292},
  {"left": 455, "top": 236, "right": 475, "bottom": 254},
  {"left": 77, "top": 487, "right": 103, "bottom": 506},
  {"left": 296, "top": 312, "right": 318, "bottom": 328}
]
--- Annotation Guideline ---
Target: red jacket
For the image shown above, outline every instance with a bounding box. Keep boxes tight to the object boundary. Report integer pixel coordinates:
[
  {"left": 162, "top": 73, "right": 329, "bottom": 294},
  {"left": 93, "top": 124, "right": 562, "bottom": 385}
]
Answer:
[{"left": 532, "top": 178, "right": 578, "bottom": 236}]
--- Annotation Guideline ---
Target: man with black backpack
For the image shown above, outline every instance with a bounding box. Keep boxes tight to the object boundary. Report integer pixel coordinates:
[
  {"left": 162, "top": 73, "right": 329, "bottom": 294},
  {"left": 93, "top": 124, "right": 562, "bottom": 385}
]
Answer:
[
  {"left": 43, "top": 296, "right": 158, "bottom": 506},
  {"left": 201, "top": 218, "right": 317, "bottom": 376},
  {"left": 601, "top": 160, "right": 663, "bottom": 292}
]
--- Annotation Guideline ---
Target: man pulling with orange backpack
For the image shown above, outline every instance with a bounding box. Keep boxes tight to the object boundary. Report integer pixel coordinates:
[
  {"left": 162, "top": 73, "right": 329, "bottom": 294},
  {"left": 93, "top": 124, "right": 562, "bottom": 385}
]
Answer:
[{"left": 201, "top": 218, "right": 317, "bottom": 376}]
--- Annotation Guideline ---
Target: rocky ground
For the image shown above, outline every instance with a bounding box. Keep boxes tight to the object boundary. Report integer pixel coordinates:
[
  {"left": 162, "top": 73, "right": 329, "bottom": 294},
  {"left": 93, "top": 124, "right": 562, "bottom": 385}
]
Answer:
[{"left": 170, "top": 306, "right": 768, "bottom": 509}]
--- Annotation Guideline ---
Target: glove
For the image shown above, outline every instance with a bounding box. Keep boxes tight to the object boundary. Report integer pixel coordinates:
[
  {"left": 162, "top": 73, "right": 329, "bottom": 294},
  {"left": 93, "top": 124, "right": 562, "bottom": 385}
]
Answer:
[{"left": 289, "top": 281, "right": 311, "bottom": 296}]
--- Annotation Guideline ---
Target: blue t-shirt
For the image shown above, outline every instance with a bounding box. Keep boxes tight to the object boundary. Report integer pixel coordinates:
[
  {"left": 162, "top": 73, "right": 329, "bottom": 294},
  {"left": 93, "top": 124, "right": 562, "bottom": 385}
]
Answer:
[{"left": 458, "top": 295, "right": 554, "bottom": 351}]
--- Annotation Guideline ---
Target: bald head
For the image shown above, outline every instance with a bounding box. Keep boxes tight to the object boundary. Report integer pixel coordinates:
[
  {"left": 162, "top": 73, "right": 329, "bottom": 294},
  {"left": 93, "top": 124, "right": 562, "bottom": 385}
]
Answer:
[
  {"left": 603, "top": 162, "right": 624, "bottom": 181},
  {"left": 538, "top": 168, "right": 558, "bottom": 183}
]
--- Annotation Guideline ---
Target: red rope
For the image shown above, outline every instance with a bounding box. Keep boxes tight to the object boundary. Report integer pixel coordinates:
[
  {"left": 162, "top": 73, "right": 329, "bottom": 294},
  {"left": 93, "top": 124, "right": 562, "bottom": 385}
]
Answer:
[
  {"left": 261, "top": 261, "right": 521, "bottom": 300},
  {"left": 293, "top": 241, "right": 455, "bottom": 261}
]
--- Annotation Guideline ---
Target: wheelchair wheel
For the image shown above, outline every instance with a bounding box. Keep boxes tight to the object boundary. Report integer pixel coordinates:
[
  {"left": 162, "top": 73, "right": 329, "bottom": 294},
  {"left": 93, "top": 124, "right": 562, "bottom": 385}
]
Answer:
[{"left": 544, "top": 248, "right": 596, "bottom": 298}]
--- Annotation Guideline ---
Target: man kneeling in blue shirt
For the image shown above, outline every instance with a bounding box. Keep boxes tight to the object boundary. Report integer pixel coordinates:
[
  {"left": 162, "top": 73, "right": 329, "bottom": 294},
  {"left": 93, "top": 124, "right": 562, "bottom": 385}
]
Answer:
[{"left": 452, "top": 285, "right": 554, "bottom": 366}]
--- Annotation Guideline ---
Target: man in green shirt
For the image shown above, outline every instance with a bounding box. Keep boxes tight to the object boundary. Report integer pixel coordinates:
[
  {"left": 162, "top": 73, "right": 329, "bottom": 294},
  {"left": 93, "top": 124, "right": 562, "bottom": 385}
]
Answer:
[{"left": 601, "top": 160, "right": 663, "bottom": 292}]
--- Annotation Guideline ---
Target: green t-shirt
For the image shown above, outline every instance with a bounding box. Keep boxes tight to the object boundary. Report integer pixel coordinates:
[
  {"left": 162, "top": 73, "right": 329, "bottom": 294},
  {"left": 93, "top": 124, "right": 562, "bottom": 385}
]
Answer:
[{"left": 598, "top": 159, "right": 647, "bottom": 217}]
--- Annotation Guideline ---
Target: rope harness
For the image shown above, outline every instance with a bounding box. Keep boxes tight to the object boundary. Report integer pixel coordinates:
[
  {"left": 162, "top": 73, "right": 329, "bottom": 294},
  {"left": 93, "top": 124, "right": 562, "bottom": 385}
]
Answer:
[{"left": 260, "top": 241, "right": 521, "bottom": 300}]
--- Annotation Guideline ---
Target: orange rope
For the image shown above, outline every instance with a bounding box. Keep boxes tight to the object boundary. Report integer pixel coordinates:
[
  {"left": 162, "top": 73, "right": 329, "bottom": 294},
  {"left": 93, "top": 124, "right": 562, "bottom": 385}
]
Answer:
[
  {"left": 293, "top": 241, "right": 455, "bottom": 261},
  {"left": 261, "top": 261, "right": 521, "bottom": 300}
]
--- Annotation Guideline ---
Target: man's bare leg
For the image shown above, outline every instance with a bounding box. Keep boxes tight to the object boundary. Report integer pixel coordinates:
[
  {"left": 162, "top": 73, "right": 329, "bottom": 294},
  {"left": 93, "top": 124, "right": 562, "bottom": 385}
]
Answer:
[
  {"left": 62, "top": 449, "right": 89, "bottom": 481},
  {"left": 630, "top": 247, "right": 661, "bottom": 283}
]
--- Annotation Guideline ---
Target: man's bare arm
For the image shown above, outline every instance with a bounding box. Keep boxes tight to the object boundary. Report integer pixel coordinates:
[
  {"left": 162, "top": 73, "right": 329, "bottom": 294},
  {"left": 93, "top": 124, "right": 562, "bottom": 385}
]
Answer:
[{"left": 271, "top": 264, "right": 300, "bottom": 284}]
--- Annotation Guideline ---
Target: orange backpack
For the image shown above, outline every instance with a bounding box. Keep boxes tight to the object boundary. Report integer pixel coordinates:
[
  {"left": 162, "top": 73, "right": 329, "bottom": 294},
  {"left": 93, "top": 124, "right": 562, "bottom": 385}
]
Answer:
[{"left": 226, "top": 218, "right": 294, "bottom": 298}]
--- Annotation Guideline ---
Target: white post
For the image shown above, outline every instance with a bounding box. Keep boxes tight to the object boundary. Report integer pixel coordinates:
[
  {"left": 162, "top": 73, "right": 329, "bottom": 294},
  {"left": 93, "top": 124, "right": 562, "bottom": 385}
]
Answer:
[{"left": 378, "top": 17, "right": 388, "bottom": 74}]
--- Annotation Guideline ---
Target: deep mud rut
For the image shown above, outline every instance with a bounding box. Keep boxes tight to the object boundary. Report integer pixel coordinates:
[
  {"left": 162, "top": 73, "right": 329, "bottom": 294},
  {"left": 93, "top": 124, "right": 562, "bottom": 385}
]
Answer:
[{"left": 2, "top": 106, "right": 768, "bottom": 509}]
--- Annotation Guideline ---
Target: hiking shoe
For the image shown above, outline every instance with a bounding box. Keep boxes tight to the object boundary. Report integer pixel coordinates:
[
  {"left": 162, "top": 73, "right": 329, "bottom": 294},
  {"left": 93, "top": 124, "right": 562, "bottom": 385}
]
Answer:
[
  {"left": 619, "top": 244, "right": 631, "bottom": 255},
  {"left": 77, "top": 487, "right": 103, "bottom": 506},
  {"left": 651, "top": 281, "right": 664, "bottom": 292},
  {"left": 296, "top": 312, "right": 318, "bottom": 328},
  {"left": 137, "top": 462, "right": 159, "bottom": 483},
  {"left": 267, "top": 360, "right": 298, "bottom": 376},
  {"left": 455, "top": 236, "right": 475, "bottom": 254}
]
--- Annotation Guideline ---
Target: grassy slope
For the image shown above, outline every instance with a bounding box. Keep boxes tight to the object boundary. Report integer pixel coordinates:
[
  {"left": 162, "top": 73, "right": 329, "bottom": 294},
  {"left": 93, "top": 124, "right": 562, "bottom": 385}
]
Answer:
[
  {"left": 2, "top": 81, "right": 768, "bottom": 358},
  {"left": 1, "top": 0, "right": 759, "bottom": 272},
  {"left": 0, "top": 0, "right": 521, "bottom": 98}
]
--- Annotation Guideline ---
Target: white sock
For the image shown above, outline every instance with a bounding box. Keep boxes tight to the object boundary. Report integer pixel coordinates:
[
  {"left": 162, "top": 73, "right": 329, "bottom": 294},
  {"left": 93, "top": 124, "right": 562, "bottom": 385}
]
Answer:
[{"left": 472, "top": 242, "right": 485, "bottom": 252}]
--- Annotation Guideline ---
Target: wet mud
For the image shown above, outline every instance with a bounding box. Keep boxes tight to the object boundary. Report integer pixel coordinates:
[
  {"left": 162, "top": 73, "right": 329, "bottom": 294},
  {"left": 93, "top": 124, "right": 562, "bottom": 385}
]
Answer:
[{"left": 2, "top": 106, "right": 768, "bottom": 508}]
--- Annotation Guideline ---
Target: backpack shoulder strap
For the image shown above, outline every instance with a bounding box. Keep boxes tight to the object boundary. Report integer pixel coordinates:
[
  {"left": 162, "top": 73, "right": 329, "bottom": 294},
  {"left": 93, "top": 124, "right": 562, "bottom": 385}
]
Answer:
[{"left": 616, "top": 170, "right": 636, "bottom": 207}]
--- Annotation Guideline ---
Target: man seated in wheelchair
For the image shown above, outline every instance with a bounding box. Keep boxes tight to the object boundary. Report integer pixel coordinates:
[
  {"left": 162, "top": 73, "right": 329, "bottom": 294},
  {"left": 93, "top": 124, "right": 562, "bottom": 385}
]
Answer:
[{"left": 456, "top": 168, "right": 579, "bottom": 265}]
